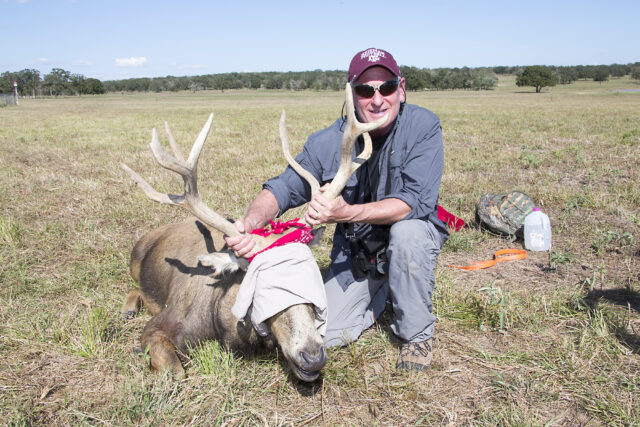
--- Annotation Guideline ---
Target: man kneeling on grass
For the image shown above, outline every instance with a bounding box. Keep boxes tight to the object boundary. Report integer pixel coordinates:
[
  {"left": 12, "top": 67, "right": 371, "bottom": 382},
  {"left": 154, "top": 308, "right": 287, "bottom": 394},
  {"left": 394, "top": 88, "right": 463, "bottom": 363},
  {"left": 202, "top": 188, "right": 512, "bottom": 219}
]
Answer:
[{"left": 226, "top": 48, "right": 448, "bottom": 371}]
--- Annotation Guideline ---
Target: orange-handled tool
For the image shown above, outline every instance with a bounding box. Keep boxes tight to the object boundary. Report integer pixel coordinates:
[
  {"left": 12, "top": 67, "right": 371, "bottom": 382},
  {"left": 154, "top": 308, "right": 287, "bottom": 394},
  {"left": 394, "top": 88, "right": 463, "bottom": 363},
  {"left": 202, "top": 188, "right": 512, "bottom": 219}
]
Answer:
[{"left": 449, "top": 249, "right": 527, "bottom": 270}]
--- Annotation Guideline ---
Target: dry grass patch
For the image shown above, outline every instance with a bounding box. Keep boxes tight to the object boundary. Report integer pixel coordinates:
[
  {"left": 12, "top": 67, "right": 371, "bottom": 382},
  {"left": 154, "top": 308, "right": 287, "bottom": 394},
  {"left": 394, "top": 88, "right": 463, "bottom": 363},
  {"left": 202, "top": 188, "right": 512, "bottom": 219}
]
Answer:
[{"left": 1, "top": 77, "right": 639, "bottom": 425}]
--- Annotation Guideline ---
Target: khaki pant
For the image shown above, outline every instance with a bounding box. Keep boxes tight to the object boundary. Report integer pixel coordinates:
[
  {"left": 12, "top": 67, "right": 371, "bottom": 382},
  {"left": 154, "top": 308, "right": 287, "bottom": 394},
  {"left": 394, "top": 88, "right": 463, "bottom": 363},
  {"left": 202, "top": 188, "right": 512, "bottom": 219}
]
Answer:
[{"left": 323, "top": 219, "right": 445, "bottom": 347}]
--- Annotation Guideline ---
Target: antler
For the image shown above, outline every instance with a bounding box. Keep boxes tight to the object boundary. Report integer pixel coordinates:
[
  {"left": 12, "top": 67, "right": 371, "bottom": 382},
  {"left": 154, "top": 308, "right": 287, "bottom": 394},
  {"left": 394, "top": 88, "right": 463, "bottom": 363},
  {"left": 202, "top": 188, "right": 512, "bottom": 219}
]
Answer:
[
  {"left": 120, "top": 113, "right": 240, "bottom": 238},
  {"left": 279, "top": 82, "right": 388, "bottom": 204}
]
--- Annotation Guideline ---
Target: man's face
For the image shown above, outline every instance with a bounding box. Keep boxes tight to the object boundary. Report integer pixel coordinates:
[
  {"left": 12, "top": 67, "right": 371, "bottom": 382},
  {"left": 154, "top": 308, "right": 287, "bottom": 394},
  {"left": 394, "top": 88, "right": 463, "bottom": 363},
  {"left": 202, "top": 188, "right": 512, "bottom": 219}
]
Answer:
[{"left": 352, "top": 66, "right": 405, "bottom": 138}]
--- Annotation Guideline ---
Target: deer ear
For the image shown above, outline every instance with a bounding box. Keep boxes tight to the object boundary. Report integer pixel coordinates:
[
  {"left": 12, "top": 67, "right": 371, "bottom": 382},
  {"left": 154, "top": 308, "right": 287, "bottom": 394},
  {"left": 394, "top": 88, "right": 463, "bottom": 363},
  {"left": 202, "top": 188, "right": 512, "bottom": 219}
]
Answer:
[
  {"left": 307, "top": 226, "right": 326, "bottom": 247},
  {"left": 197, "top": 251, "right": 248, "bottom": 276}
]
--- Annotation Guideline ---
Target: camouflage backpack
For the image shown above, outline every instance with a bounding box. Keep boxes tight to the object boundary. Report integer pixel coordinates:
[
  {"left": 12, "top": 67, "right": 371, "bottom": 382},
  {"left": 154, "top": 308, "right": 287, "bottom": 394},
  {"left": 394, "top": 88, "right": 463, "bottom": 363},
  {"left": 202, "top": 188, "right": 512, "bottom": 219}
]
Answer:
[{"left": 476, "top": 191, "right": 535, "bottom": 239}]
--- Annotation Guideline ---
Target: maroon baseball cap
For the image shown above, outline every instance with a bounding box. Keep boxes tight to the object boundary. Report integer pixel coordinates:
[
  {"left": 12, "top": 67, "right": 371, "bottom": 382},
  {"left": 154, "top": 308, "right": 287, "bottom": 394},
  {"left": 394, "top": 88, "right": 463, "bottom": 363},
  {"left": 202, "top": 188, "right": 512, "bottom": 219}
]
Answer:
[{"left": 348, "top": 48, "right": 401, "bottom": 83}]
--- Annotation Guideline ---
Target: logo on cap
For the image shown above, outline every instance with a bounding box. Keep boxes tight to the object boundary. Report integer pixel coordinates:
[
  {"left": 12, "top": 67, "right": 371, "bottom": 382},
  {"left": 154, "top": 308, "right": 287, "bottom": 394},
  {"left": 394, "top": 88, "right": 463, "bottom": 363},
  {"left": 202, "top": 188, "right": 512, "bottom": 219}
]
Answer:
[{"left": 361, "top": 48, "right": 386, "bottom": 63}]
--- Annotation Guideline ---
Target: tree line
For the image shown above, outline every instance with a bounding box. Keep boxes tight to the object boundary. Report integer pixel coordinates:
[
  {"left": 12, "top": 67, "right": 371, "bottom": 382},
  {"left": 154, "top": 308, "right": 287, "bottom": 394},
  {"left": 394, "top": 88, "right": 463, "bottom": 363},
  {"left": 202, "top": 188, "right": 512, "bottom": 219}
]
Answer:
[
  {"left": 513, "top": 63, "right": 640, "bottom": 93},
  {"left": 2, "top": 62, "right": 639, "bottom": 97},
  {"left": 1, "top": 68, "right": 104, "bottom": 97},
  {"left": 497, "top": 63, "right": 640, "bottom": 85},
  {"left": 98, "top": 66, "right": 501, "bottom": 93}
]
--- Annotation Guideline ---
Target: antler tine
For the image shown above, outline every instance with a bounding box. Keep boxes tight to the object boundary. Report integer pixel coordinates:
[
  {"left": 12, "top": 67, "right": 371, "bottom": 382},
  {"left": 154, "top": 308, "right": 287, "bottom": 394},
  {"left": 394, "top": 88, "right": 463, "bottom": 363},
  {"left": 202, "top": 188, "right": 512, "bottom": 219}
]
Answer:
[
  {"left": 149, "top": 128, "right": 190, "bottom": 176},
  {"left": 187, "top": 113, "right": 214, "bottom": 169},
  {"left": 279, "top": 110, "right": 320, "bottom": 197},
  {"left": 321, "top": 83, "right": 387, "bottom": 199},
  {"left": 121, "top": 114, "right": 241, "bottom": 238},
  {"left": 354, "top": 132, "right": 373, "bottom": 168},
  {"left": 164, "top": 121, "right": 185, "bottom": 162},
  {"left": 120, "top": 161, "right": 177, "bottom": 205}
]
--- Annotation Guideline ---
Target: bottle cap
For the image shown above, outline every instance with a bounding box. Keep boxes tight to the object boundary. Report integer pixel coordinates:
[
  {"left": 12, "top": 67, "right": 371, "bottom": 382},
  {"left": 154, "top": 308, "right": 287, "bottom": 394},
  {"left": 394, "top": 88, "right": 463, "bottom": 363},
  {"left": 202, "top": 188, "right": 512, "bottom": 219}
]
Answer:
[{"left": 533, "top": 207, "right": 540, "bottom": 212}]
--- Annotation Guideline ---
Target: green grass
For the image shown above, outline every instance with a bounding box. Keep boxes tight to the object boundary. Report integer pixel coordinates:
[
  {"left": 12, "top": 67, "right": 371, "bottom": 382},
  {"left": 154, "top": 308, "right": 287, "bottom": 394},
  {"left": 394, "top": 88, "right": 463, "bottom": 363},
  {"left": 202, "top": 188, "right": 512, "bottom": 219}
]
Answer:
[
  {"left": 0, "top": 75, "right": 639, "bottom": 424},
  {"left": 187, "top": 340, "right": 239, "bottom": 381}
]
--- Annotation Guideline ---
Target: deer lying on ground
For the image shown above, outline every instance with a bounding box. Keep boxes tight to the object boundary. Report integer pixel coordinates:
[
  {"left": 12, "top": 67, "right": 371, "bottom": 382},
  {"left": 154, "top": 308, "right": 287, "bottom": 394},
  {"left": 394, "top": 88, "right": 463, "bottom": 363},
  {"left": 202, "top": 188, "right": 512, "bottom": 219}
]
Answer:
[{"left": 120, "top": 84, "right": 386, "bottom": 381}]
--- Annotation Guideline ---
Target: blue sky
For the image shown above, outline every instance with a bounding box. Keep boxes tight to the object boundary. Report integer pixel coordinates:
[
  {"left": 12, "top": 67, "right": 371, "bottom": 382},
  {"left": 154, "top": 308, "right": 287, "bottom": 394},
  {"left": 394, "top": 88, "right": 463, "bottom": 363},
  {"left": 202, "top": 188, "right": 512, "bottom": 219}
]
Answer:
[{"left": 2, "top": 0, "right": 638, "bottom": 81}]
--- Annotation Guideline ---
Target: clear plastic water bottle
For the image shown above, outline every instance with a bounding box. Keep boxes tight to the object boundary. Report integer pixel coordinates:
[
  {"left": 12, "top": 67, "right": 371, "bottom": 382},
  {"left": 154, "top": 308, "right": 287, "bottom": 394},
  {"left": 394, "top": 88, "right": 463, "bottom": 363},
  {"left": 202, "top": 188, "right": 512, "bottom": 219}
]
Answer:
[{"left": 524, "top": 207, "right": 552, "bottom": 251}]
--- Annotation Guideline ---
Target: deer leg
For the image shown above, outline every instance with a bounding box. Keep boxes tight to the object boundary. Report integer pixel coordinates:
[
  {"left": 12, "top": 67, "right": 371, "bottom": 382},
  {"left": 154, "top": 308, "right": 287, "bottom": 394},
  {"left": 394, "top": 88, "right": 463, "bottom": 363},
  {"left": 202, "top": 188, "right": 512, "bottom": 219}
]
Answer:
[
  {"left": 120, "top": 288, "right": 143, "bottom": 319},
  {"left": 141, "top": 318, "right": 185, "bottom": 378}
]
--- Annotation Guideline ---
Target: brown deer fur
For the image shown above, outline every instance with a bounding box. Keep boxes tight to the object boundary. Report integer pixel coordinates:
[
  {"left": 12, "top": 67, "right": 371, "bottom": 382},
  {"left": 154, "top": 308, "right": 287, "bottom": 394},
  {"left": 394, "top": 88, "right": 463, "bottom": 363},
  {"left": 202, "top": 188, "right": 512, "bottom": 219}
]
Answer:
[{"left": 121, "top": 218, "right": 326, "bottom": 381}]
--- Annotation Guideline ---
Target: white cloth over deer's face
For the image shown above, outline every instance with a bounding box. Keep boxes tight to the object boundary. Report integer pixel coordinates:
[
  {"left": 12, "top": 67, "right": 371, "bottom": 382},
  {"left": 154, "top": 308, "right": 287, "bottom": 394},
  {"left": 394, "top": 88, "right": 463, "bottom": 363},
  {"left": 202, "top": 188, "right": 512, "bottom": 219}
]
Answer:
[{"left": 232, "top": 243, "right": 327, "bottom": 337}]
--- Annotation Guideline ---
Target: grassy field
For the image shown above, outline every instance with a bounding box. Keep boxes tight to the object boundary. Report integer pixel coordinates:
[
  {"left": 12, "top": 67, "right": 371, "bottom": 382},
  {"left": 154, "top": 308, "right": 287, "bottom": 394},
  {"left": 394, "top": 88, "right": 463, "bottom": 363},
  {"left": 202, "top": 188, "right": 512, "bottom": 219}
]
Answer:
[{"left": 1, "top": 75, "right": 639, "bottom": 425}]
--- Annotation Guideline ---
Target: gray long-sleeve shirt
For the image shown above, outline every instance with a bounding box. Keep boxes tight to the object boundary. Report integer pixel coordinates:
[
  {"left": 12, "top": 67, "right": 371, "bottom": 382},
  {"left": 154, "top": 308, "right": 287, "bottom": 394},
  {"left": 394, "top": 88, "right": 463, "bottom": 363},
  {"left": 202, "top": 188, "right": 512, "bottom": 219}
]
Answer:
[{"left": 264, "top": 103, "right": 447, "bottom": 286}]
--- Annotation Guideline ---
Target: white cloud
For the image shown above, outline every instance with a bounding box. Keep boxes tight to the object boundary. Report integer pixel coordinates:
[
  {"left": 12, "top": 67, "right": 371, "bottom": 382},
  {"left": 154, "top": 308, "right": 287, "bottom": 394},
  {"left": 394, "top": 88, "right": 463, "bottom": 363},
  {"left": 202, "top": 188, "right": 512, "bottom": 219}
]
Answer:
[
  {"left": 35, "top": 57, "right": 49, "bottom": 64},
  {"left": 73, "top": 59, "right": 93, "bottom": 66},
  {"left": 115, "top": 57, "right": 148, "bottom": 67}
]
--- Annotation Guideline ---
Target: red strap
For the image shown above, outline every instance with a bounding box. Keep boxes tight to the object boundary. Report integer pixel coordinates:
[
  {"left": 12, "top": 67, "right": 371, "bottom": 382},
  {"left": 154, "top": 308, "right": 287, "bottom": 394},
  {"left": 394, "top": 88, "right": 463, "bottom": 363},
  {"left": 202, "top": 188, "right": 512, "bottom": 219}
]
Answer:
[
  {"left": 449, "top": 249, "right": 527, "bottom": 270},
  {"left": 437, "top": 205, "right": 465, "bottom": 232}
]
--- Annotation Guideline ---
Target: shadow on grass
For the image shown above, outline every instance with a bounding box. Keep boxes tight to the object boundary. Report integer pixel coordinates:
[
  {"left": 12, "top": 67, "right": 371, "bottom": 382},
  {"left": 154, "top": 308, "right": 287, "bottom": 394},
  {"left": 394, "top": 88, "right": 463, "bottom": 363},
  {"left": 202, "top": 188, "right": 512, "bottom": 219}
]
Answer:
[
  {"left": 372, "top": 304, "right": 404, "bottom": 348},
  {"left": 587, "top": 288, "right": 640, "bottom": 313},
  {"left": 291, "top": 376, "right": 324, "bottom": 397},
  {"left": 584, "top": 287, "right": 640, "bottom": 354}
]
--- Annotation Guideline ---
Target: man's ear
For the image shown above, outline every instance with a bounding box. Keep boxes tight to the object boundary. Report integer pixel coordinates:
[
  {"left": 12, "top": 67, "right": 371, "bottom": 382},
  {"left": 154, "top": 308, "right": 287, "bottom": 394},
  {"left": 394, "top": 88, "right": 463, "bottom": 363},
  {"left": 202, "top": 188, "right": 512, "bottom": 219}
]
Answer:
[{"left": 400, "top": 78, "right": 406, "bottom": 102}]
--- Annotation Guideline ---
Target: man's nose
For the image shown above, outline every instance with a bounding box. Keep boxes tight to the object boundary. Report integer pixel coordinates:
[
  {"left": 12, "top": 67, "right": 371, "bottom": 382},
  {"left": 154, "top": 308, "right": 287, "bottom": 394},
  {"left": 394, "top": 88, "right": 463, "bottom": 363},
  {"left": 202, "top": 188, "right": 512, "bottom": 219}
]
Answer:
[{"left": 370, "top": 89, "right": 384, "bottom": 105}]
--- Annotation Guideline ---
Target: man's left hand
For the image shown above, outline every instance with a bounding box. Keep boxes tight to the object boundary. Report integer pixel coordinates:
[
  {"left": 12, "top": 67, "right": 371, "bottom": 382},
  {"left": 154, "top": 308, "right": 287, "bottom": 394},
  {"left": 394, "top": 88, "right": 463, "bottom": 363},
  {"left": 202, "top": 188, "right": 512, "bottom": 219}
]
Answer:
[{"left": 304, "top": 186, "right": 353, "bottom": 225}]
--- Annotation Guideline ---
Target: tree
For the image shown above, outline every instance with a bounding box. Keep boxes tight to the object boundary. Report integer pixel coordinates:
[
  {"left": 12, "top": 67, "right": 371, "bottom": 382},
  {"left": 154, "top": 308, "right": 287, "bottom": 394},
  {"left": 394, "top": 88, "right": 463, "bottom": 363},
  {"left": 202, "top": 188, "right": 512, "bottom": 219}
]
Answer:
[
  {"left": 43, "top": 68, "right": 71, "bottom": 96},
  {"left": 188, "top": 80, "right": 204, "bottom": 92},
  {"left": 149, "top": 79, "right": 164, "bottom": 92},
  {"left": 608, "top": 64, "right": 627, "bottom": 78},
  {"left": 213, "top": 74, "right": 234, "bottom": 92},
  {"left": 84, "top": 78, "right": 104, "bottom": 94},
  {"left": 400, "top": 66, "right": 431, "bottom": 91},
  {"left": 0, "top": 71, "right": 18, "bottom": 93},
  {"left": 516, "top": 66, "right": 557, "bottom": 93},
  {"left": 432, "top": 69, "right": 449, "bottom": 90},
  {"left": 631, "top": 67, "right": 640, "bottom": 81},
  {"left": 121, "top": 78, "right": 151, "bottom": 92},
  {"left": 593, "top": 67, "right": 609, "bottom": 83},
  {"left": 556, "top": 67, "right": 577, "bottom": 84},
  {"left": 471, "top": 68, "right": 498, "bottom": 90},
  {"left": 264, "top": 74, "right": 284, "bottom": 90},
  {"left": 70, "top": 73, "right": 86, "bottom": 95},
  {"left": 493, "top": 66, "right": 509, "bottom": 74},
  {"left": 15, "top": 69, "right": 41, "bottom": 97},
  {"left": 248, "top": 73, "right": 262, "bottom": 89},
  {"left": 575, "top": 65, "right": 594, "bottom": 80}
]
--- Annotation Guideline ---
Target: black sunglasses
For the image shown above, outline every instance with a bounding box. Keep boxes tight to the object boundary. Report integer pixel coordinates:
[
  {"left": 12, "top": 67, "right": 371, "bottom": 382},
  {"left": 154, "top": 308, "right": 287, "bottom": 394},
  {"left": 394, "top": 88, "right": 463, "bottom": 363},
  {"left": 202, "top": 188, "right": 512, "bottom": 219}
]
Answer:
[{"left": 352, "top": 77, "right": 401, "bottom": 98}]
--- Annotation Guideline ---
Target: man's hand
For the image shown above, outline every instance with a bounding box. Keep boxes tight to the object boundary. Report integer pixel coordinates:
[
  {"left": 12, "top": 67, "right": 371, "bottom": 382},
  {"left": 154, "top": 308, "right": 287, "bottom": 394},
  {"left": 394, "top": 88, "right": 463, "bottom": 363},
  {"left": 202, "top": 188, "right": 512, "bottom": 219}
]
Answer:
[
  {"left": 305, "top": 185, "right": 411, "bottom": 226},
  {"left": 304, "top": 185, "right": 354, "bottom": 225},
  {"left": 224, "top": 190, "right": 281, "bottom": 258},
  {"left": 224, "top": 219, "right": 256, "bottom": 259}
]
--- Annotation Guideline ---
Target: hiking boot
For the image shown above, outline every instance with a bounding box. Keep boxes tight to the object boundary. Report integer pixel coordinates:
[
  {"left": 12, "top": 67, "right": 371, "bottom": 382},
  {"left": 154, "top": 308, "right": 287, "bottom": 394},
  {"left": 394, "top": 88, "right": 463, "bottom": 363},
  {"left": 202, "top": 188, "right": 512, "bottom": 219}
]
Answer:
[{"left": 396, "top": 338, "right": 433, "bottom": 371}]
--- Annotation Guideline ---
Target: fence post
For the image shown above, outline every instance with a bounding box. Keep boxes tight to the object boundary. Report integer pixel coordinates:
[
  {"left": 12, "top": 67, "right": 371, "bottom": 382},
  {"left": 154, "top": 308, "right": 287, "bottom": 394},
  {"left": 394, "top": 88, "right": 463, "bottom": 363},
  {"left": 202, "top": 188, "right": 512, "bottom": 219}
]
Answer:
[{"left": 13, "top": 81, "right": 19, "bottom": 105}]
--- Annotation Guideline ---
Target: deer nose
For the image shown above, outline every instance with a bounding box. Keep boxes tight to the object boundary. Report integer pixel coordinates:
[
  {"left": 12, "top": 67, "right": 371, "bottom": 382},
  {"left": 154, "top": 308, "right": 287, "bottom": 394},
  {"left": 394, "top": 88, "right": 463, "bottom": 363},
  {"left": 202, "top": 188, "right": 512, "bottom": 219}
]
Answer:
[{"left": 299, "top": 345, "right": 327, "bottom": 371}]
